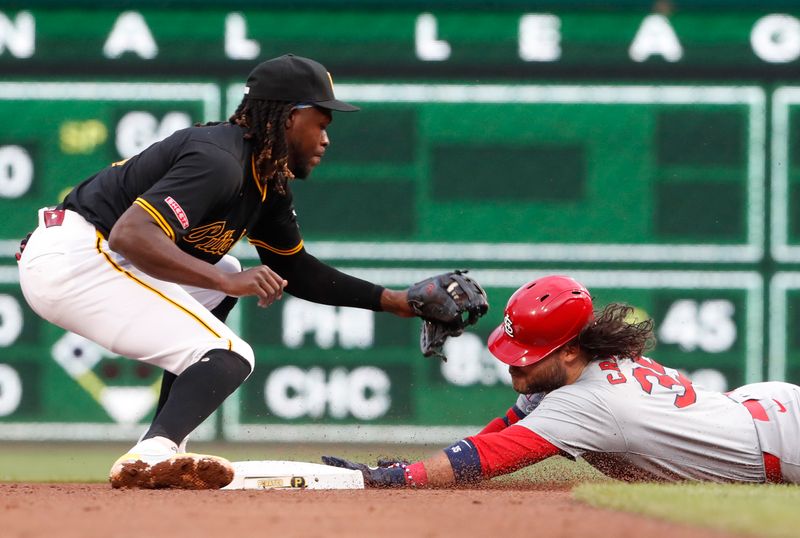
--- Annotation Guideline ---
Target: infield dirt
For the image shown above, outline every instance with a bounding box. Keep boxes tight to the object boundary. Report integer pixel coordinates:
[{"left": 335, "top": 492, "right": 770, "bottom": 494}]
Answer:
[{"left": 0, "top": 482, "right": 740, "bottom": 538}]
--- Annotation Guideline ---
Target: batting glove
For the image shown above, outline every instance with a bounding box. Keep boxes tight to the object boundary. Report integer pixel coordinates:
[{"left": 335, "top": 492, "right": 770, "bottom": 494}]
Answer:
[{"left": 321, "top": 456, "right": 407, "bottom": 488}]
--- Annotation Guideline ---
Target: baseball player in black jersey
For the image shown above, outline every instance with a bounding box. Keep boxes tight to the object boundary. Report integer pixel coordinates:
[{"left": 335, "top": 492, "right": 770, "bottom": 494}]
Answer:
[{"left": 16, "top": 54, "right": 487, "bottom": 489}]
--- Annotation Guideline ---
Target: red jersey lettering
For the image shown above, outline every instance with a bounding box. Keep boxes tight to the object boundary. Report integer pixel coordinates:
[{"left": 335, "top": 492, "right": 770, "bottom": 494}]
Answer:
[
  {"left": 165, "top": 196, "right": 190, "bottom": 229},
  {"left": 599, "top": 359, "right": 627, "bottom": 385},
  {"left": 632, "top": 357, "right": 697, "bottom": 409}
]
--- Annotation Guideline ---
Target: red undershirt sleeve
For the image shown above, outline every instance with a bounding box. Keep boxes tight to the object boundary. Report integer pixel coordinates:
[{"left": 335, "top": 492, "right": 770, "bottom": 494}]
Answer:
[
  {"left": 468, "top": 425, "right": 561, "bottom": 479},
  {"left": 477, "top": 417, "right": 508, "bottom": 435}
]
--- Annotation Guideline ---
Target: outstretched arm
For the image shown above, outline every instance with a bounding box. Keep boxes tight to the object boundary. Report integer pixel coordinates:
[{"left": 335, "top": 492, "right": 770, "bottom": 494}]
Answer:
[
  {"left": 257, "top": 246, "right": 412, "bottom": 313},
  {"left": 417, "top": 427, "right": 561, "bottom": 487},
  {"left": 258, "top": 247, "right": 487, "bottom": 359},
  {"left": 324, "top": 426, "right": 560, "bottom": 488},
  {"left": 379, "top": 288, "right": 414, "bottom": 317}
]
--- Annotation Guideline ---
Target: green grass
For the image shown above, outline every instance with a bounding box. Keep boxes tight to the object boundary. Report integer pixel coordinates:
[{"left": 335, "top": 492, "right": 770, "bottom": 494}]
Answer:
[
  {"left": 0, "top": 441, "right": 603, "bottom": 484},
  {"left": 0, "top": 441, "right": 422, "bottom": 482},
  {"left": 496, "top": 455, "right": 607, "bottom": 486},
  {"left": 574, "top": 482, "right": 800, "bottom": 538}
]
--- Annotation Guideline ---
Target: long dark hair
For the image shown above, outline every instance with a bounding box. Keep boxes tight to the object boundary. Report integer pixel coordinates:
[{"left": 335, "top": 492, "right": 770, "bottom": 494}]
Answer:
[
  {"left": 577, "top": 303, "right": 655, "bottom": 360},
  {"left": 229, "top": 98, "right": 296, "bottom": 195}
]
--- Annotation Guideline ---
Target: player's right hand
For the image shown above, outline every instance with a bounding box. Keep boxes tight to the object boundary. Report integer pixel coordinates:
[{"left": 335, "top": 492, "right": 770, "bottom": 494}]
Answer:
[
  {"left": 221, "top": 265, "right": 287, "bottom": 307},
  {"left": 321, "top": 456, "right": 407, "bottom": 488}
]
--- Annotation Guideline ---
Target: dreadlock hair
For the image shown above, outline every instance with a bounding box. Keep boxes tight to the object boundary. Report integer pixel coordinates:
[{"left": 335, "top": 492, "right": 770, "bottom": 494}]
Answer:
[
  {"left": 229, "top": 98, "right": 296, "bottom": 195},
  {"left": 576, "top": 303, "right": 655, "bottom": 361}
]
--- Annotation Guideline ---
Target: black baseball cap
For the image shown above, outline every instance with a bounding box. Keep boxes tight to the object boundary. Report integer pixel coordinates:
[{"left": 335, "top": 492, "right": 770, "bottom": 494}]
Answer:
[{"left": 244, "top": 54, "right": 359, "bottom": 112}]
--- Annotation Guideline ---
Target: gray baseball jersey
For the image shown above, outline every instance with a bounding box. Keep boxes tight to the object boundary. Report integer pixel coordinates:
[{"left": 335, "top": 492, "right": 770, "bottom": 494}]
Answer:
[{"left": 514, "top": 357, "right": 769, "bottom": 482}]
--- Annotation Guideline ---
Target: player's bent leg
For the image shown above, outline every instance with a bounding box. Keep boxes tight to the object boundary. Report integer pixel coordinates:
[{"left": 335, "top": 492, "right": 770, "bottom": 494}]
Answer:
[
  {"left": 25, "top": 226, "right": 243, "bottom": 489},
  {"left": 143, "top": 348, "right": 252, "bottom": 445},
  {"left": 21, "top": 222, "right": 248, "bottom": 374},
  {"left": 112, "top": 348, "right": 251, "bottom": 489},
  {"left": 152, "top": 371, "right": 177, "bottom": 422},
  {"left": 177, "top": 295, "right": 240, "bottom": 452},
  {"left": 18, "top": 211, "right": 247, "bottom": 489},
  {"left": 150, "top": 293, "right": 240, "bottom": 451}
]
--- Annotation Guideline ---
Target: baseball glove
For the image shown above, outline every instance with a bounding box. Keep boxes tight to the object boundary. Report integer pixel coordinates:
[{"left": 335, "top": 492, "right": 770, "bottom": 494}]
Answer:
[{"left": 407, "top": 270, "right": 489, "bottom": 361}]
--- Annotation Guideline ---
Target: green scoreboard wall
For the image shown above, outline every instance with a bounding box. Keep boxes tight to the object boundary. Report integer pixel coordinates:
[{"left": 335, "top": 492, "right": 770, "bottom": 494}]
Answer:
[{"left": 0, "top": 2, "right": 799, "bottom": 442}]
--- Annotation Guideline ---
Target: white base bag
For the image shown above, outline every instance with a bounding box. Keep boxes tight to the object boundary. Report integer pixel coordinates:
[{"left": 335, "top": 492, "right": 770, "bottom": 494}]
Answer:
[{"left": 222, "top": 460, "right": 365, "bottom": 490}]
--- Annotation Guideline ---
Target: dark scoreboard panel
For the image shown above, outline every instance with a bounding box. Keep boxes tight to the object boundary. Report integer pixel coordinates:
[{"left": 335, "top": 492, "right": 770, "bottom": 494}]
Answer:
[
  {"left": 0, "top": 3, "right": 798, "bottom": 441},
  {"left": 225, "top": 83, "right": 764, "bottom": 261},
  {"left": 0, "top": 81, "right": 764, "bottom": 262}
]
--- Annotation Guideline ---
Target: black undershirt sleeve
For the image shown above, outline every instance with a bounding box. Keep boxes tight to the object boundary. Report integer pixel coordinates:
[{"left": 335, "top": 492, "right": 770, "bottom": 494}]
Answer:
[{"left": 257, "top": 247, "right": 385, "bottom": 311}]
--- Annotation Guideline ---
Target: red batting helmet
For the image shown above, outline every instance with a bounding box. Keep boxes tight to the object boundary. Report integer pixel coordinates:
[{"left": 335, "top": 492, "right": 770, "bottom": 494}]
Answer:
[{"left": 488, "top": 275, "right": 593, "bottom": 367}]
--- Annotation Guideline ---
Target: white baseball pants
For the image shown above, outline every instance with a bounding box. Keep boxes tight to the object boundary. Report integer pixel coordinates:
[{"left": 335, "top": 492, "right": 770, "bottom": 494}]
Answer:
[{"left": 18, "top": 208, "right": 254, "bottom": 374}]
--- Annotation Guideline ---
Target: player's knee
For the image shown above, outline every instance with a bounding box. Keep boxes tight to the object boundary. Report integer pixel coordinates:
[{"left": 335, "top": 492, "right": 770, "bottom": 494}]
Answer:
[
  {"left": 175, "top": 337, "right": 253, "bottom": 376},
  {"left": 203, "top": 348, "right": 253, "bottom": 383},
  {"left": 229, "top": 338, "right": 255, "bottom": 375}
]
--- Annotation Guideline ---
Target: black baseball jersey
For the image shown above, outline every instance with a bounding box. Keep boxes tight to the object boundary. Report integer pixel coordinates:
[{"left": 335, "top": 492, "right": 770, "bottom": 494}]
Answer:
[{"left": 62, "top": 123, "right": 302, "bottom": 264}]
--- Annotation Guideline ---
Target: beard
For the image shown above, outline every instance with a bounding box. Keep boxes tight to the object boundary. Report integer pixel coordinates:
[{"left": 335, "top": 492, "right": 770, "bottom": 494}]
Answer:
[
  {"left": 511, "top": 358, "right": 568, "bottom": 394},
  {"left": 286, "top": 144, "right": 311, "bottom": 179},
  {"left": 289, "top": 161, "right": 310, "bottom": 179}
]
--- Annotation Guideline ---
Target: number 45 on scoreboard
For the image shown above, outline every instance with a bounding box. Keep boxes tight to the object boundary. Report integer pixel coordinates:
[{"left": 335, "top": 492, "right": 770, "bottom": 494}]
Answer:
[{"left": 658, "top": 299, "right": 737, "bottom": 354}]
